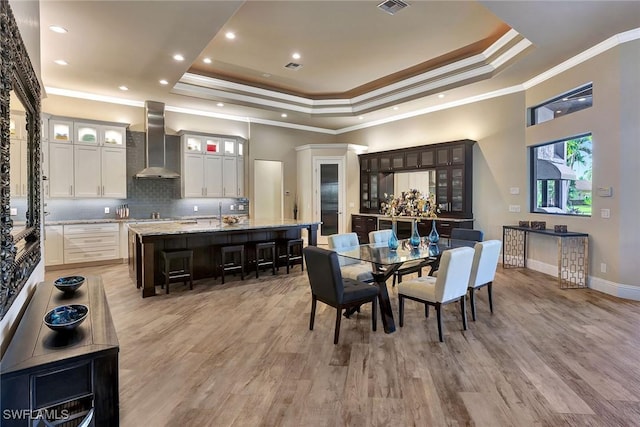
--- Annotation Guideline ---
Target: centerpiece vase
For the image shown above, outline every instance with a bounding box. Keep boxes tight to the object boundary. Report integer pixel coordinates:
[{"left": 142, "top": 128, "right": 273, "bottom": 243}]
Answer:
[
  {"left": 388, "top": 219, "right": 399, "bottom": 250},
  {"left": 428, "top": 220, "right": 440, "bottom": 243},
  {"left": 409, "top": 219, "right": 421, "bottom": 248}
]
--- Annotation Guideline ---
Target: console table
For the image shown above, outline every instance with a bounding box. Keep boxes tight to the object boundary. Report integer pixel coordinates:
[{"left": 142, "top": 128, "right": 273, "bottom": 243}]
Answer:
[
  {"left": 1, "top": 276, "right": 119, "bottom": 426},
  {"left": 502, "top": 225, "right": 589, "bottom": 289}
]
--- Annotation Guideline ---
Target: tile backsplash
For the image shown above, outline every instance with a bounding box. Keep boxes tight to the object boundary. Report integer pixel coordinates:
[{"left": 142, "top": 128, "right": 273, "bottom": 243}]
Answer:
[{"left": 24, "top": 130, "right": 249, "bottom": 222}]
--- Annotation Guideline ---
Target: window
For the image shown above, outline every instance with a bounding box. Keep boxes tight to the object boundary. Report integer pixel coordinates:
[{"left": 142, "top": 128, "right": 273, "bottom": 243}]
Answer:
[
  {"left": 530, "top": 83, "right": 593, "bottom": 125},
  {"left": 530, "top": 134, "right": 592, "bottom": 216}
]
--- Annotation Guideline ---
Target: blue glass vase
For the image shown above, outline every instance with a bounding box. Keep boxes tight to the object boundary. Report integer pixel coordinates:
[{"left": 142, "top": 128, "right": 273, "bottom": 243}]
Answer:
[
  {"left": 428, "top": 220, "right": 440, "bottom": 243},
  {"left": 409, "top": 219, "right": 421, "bottom": 248},
  {"left": 388, "top": 220, "right": 399, "bottom": 250}
]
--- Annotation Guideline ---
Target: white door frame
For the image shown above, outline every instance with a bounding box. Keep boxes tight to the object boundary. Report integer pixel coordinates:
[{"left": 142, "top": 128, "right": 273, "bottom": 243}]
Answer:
[{"left": 313, "top": 156, "right": 346, "bottom": 245}]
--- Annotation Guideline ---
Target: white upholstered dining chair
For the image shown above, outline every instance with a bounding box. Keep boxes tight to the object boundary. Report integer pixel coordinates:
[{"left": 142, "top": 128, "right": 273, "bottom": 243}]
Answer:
[
  {"left": 467, "top": 240, "right": 502, "bottom": 321},
  {"left": 397, "top": 246, "right": 475, "bottom": 342},
  {"left": 327, "top": 233, "right": 374, "bottom": 283}
]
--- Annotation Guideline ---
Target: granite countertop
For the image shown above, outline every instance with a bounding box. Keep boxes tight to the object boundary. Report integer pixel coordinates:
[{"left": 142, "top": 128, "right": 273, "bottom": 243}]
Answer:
[
  {"left": 355, "top": 213, "right": 474, "bottom": 222},
  {"left": 45, "top": 215, "right": 247, "bottom": 226},
  {"left": 128, "top": 218, "right": 320, "bottom": 237}
]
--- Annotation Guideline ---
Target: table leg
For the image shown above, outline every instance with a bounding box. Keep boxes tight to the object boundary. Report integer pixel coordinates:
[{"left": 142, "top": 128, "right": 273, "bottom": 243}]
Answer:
[
  {"left": 371, "top": 265, "right": 400, "bottom": 334},
  {"left": 307, "top": 224, "right": 318, "bottom": 246}
]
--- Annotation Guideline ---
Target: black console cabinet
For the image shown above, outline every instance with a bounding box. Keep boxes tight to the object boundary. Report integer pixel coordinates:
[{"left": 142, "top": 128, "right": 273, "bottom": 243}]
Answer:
[{"left": 1, "top": 277, "right": 119, "bottom": 426}]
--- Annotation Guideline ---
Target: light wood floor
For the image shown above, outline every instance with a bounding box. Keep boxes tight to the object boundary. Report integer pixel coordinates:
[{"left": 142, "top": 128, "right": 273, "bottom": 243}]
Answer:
[{"left": 44, "top": 263, "right": 640, "bottom": 426}]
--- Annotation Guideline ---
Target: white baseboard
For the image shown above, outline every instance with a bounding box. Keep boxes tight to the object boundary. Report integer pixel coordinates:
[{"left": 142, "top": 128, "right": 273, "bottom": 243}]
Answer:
[{"left": 521, "top": 258, "right": 640, "bottom": 301}]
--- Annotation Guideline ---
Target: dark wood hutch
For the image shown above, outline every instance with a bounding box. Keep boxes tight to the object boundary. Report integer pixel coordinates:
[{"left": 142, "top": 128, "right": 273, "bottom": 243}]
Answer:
[{"left": 355, "top": 139, "right": 475, "bottom": 243}]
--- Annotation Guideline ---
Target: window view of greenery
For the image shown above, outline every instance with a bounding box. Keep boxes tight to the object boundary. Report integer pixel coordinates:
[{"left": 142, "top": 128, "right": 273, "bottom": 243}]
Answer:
[
  {"left": 531, "top": 134, "right": 592, "bottom": 216},
  {"left": 530, "top": 83, "right": 593, "bottom": 125}
]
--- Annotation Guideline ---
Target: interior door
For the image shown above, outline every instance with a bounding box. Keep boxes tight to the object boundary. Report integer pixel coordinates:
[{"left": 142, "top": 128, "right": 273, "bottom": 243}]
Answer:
[{"left": 314, "top": 157, "right": 345, "bottom": 245}]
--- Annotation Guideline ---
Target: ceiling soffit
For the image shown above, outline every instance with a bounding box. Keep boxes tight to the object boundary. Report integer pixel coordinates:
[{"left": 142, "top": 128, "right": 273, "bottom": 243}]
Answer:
[{"left": 174, "top": 28, "right": 533, "bottom": 117}]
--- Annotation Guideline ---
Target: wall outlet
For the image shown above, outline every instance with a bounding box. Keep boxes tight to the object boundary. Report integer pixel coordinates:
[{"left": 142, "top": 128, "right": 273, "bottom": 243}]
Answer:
[
  {"left": 10, "top": 208, "right": 17, "bottom": 216},
  {"left": 600, "top": 263, "right": 607, "bottom": 273},
  {"left": 230, "top": 205, "right": 235, "bottom": 210},
  {"left": 193, "top": 205, "right": 198, "bottom": 212},
  {"left": 600, "top": 208, "right": 610, "bottom": 218},
  {"left": 104, "top": 207, "right": 110, "bottom": 214},
  {"left": 238, "top": 204, "right": 244, "bottom": 210},
  {"left": 509, "top": 205, "right": 521, "bottom": 213},
  {"left": 510, "top": 187, "right": 520, "bottom": 195}
]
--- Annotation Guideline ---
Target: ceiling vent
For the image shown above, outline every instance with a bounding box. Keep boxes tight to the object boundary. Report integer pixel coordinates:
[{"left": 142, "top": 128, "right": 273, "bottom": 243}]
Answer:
[
  {"left": 284, "top": 62, "right": 302, "bottom": 70},
  {"left": 377, "top": 0, "right": 409, "bottom": 15}
]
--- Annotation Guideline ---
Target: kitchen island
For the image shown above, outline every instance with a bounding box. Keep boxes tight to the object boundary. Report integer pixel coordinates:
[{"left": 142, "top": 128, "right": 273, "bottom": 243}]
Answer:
[{"left": 128, "top": 219, "right": 320, "bottom": 297}]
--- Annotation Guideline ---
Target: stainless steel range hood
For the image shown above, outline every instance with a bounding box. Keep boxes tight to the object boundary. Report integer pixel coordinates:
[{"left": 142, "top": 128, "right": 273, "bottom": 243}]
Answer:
[{"left": 135, "top": 101, "right": 180, "bottom": 179}]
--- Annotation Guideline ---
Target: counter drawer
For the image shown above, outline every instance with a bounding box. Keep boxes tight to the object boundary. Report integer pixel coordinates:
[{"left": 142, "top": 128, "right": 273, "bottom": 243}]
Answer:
[
  {"left": 64, "top": 233, "right": 119, "bottom": 250},
  {"left": 64, "top": 247, "right": 119, "bottom": 264},
  {"left": 64, "top": 223, "right": 119, "bottom": 234}
]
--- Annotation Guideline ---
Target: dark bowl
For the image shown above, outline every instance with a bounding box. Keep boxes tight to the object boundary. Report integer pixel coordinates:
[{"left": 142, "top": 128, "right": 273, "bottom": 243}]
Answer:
[
  {"left": 43, "top": 304, "right": 89, "bottom": 332},
  {"left": 54, "top": 275, "right": 85, "bottom": 293}
]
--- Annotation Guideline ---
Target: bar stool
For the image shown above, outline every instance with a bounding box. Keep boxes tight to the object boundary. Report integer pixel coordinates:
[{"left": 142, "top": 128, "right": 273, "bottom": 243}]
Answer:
[
  {"left": 253, "top": 241, "right": 276, "bottom": 278},
  {"left": 160, "top": 249, "right": 193, "bottom": 294},
  {"left": 278, "top": 238, "right": 304, "bottom": 274},
  {"left": 220, "top": 245, "right": 245, "bottom": 284}
]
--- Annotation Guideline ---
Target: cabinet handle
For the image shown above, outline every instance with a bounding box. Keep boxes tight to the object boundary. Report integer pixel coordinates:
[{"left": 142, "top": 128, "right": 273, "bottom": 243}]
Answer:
[
  {"left": 22, "top": 184, "right": 26, "bottom": 194},
  {"left": 70, "top": 185, "right": 73, "bottom": 195},
  {"left": 97, "top": 185, "right": 101, "bottom": 196},
  {"left": 102, "top": 185, "right": 105, "bottom": 196}
]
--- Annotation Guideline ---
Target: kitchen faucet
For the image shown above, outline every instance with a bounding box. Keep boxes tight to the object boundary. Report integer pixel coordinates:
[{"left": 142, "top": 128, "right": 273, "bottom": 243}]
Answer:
[{"left": 219, "top": 202, "right": 223, "bottom": 226}]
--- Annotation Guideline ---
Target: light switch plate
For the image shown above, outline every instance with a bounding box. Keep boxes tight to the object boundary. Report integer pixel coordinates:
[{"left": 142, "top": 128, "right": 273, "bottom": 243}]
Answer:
[
  {"left": 104, "top": 207, "right": 110, "bottom": 214},
  {"left": 193, "top": 205, "right": 198, "bottom": 212},
  {"left": 509, "top": 187, "right": 520, "bottom": 195},
  {"left": 230, "top": 205, "right": 235, "bottom": 210},
  {"left": 509, "top": 205, "right": 521, "bottom": 213},
  {"left": 600, "top": 208, "right": 610, "bottom": 218},
  {"left": 238, "top": 204, "right": 244, "bottom": 210}
]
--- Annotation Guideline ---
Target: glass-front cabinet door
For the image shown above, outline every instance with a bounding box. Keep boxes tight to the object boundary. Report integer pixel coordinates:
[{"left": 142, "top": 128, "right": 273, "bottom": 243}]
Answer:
[
  {"left": 185, "top": 135, "right": 203, "bottom": 153},
  {"left": 50, "top": 119, "right": 74, "bottom": 143},
  {"left": 223, "top": 139, "right": 236, "bottom": 156},
  {"left": 405, "top": 151, "right": 419, "bottom": 169},
  {"left": 237, "top": 140, "right": 244, "bottom": 157},
  {"left": 103, "top": 126, "right": 126, "bottom": 148},
  {"left": 436, "top": 168, "right": 450, "bottom": 212},
  {"left": 450, "top": 167, "right": 464, "bottom": 212},
  {"left": 205, "top": 137, "right": 221, "bottom": 155},
  {"left": 74, "top": 123, "right": 99, "bottom": 145}
]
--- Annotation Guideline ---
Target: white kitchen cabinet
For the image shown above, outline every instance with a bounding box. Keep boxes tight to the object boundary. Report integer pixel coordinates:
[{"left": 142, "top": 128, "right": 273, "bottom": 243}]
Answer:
[
  {"left": 75, "top": 122, "right": 126, "bottom": 148},
  {"left": 49, "top": 143, "right": 75, "bottom": 197},
  {"left": 42, "top": 137, "right": 50, "bottom": 198},
  {"left": 74, "top": 145, "right": 101, "bottom": 197},
  {"left": 223, "top": 157, "right": 237, "bottom": 197},
  {"left": 223, "top": 138, "right": 236, "bottom": 156},
  {"left": 9, "top": 139, "right": 28, "bottom": 197},
  {"left": 204, "top": 156, "right": 223, "bottom": 197},
  {"left": 183, "top": 153, "right": 205, "bottom": 197},
  {"left": 44, "top": 225, "right": 64, "bottom": 266},
  {"left": 237, "top": 156, "right": 245, "bottom": 197},
  {"left": 101, "top": 147, "right": 127, "bottom": 197}
]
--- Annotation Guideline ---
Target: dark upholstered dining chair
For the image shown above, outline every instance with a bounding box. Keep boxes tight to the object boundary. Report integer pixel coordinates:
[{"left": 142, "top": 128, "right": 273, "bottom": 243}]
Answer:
[
  {"left": 450, "top": 228, "right": 484, "bottom": 242},
  {"left": 303, "top": 246, "right": 379, "bottom": 344}
]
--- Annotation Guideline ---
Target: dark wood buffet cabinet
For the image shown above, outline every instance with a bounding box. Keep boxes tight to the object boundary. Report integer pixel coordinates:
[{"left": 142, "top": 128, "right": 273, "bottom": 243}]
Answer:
[
  {"left": 1, "top": 277, "right": 119, "bottom": 426},
  {"left": 359, "top": 139, "right": 474, "bottom": 218}
]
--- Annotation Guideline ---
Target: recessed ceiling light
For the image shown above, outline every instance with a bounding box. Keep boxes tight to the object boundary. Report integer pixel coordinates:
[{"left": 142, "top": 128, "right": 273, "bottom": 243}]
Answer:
[
  {"left": 118, "top": 85, "right": 128, "bottom": 91},
  {"left": 216, "top": 102, "right": 224, "bottom": 107},
  {"left": 159, "top": 79, "right": 168, "bottom": 85},
  {"left": 54, "top": 59, "right": 68, "bottom": 66},
  {"left": 281, "top": 113, "right": 288, "bottom": 118},
  {"left": 203, "top": 57, "right": 212, "bottom": 64},
  {"left": 438, "top": 93, "right": 445, "bottom": 99},
  {"left": 173, "top": 54, "right": 184, "bottom": 61},
  {"left": 358, "top": 116, "right": 364, "bottom": 120},
  {"left": 262, "top": 73, "right": 272, "bottom": 78},
  {"left": 225, "top": 32, "right": 236, "bottom": 40},
  {"left": 393, "top": 106, "right": 399, "bottom": 110},
  {"left": 292, "top": 52, "right": 301, "bottom": 60},
  {"left": 49, "top": 25, "right": 68, "bottom": 34},
  {"left": 556, "top": 110, "right": 562, "bottom": 114}
]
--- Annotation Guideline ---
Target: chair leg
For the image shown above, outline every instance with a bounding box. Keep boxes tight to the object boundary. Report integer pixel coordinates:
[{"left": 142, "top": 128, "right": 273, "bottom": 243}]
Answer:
[
  {"left": 334, "top": 307, "right": 342, "bottom": 345},
  {"left": 189, "top": 256, "right": 193, "bottom": 290},
  {"left": 309, "top": 296, "right": 317, "bottom": 330},
  {"left": 271, "top": 247, "right": 276, "bottom": 275},
  {"left": 240, "top": 251, "right": 245, "bottom": 280},
  {"left": 469, "top": 287, "right": 477, "bottom": 321},
  {"left": 398, "top": 295, "right": 404, "bottom": 327},
  {"left": 425, "top": 304, "right": 429, "bottom": 318},
  {"left": 371, "top": 297, "right": 377, "bottom": 332},
  {"left": 488, "top": 282, "right": 494, "bottom": 313},
  {"left": 436, "top": 303, "right": 443, "bottom": 342},
  {"left": 460, "top": 296, "right": 468, "bottom": 331},
  {"left": 165, "top": 259, "right": 170, "bottom": 294},
  {"left": 392, "top": 273, "right": 397, "bottom": 287}
]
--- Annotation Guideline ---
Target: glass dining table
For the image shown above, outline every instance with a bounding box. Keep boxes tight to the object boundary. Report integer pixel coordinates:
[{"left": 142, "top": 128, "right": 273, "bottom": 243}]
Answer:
[{"left": 335, "top": 238, "right": 477, "bottom": 333}]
